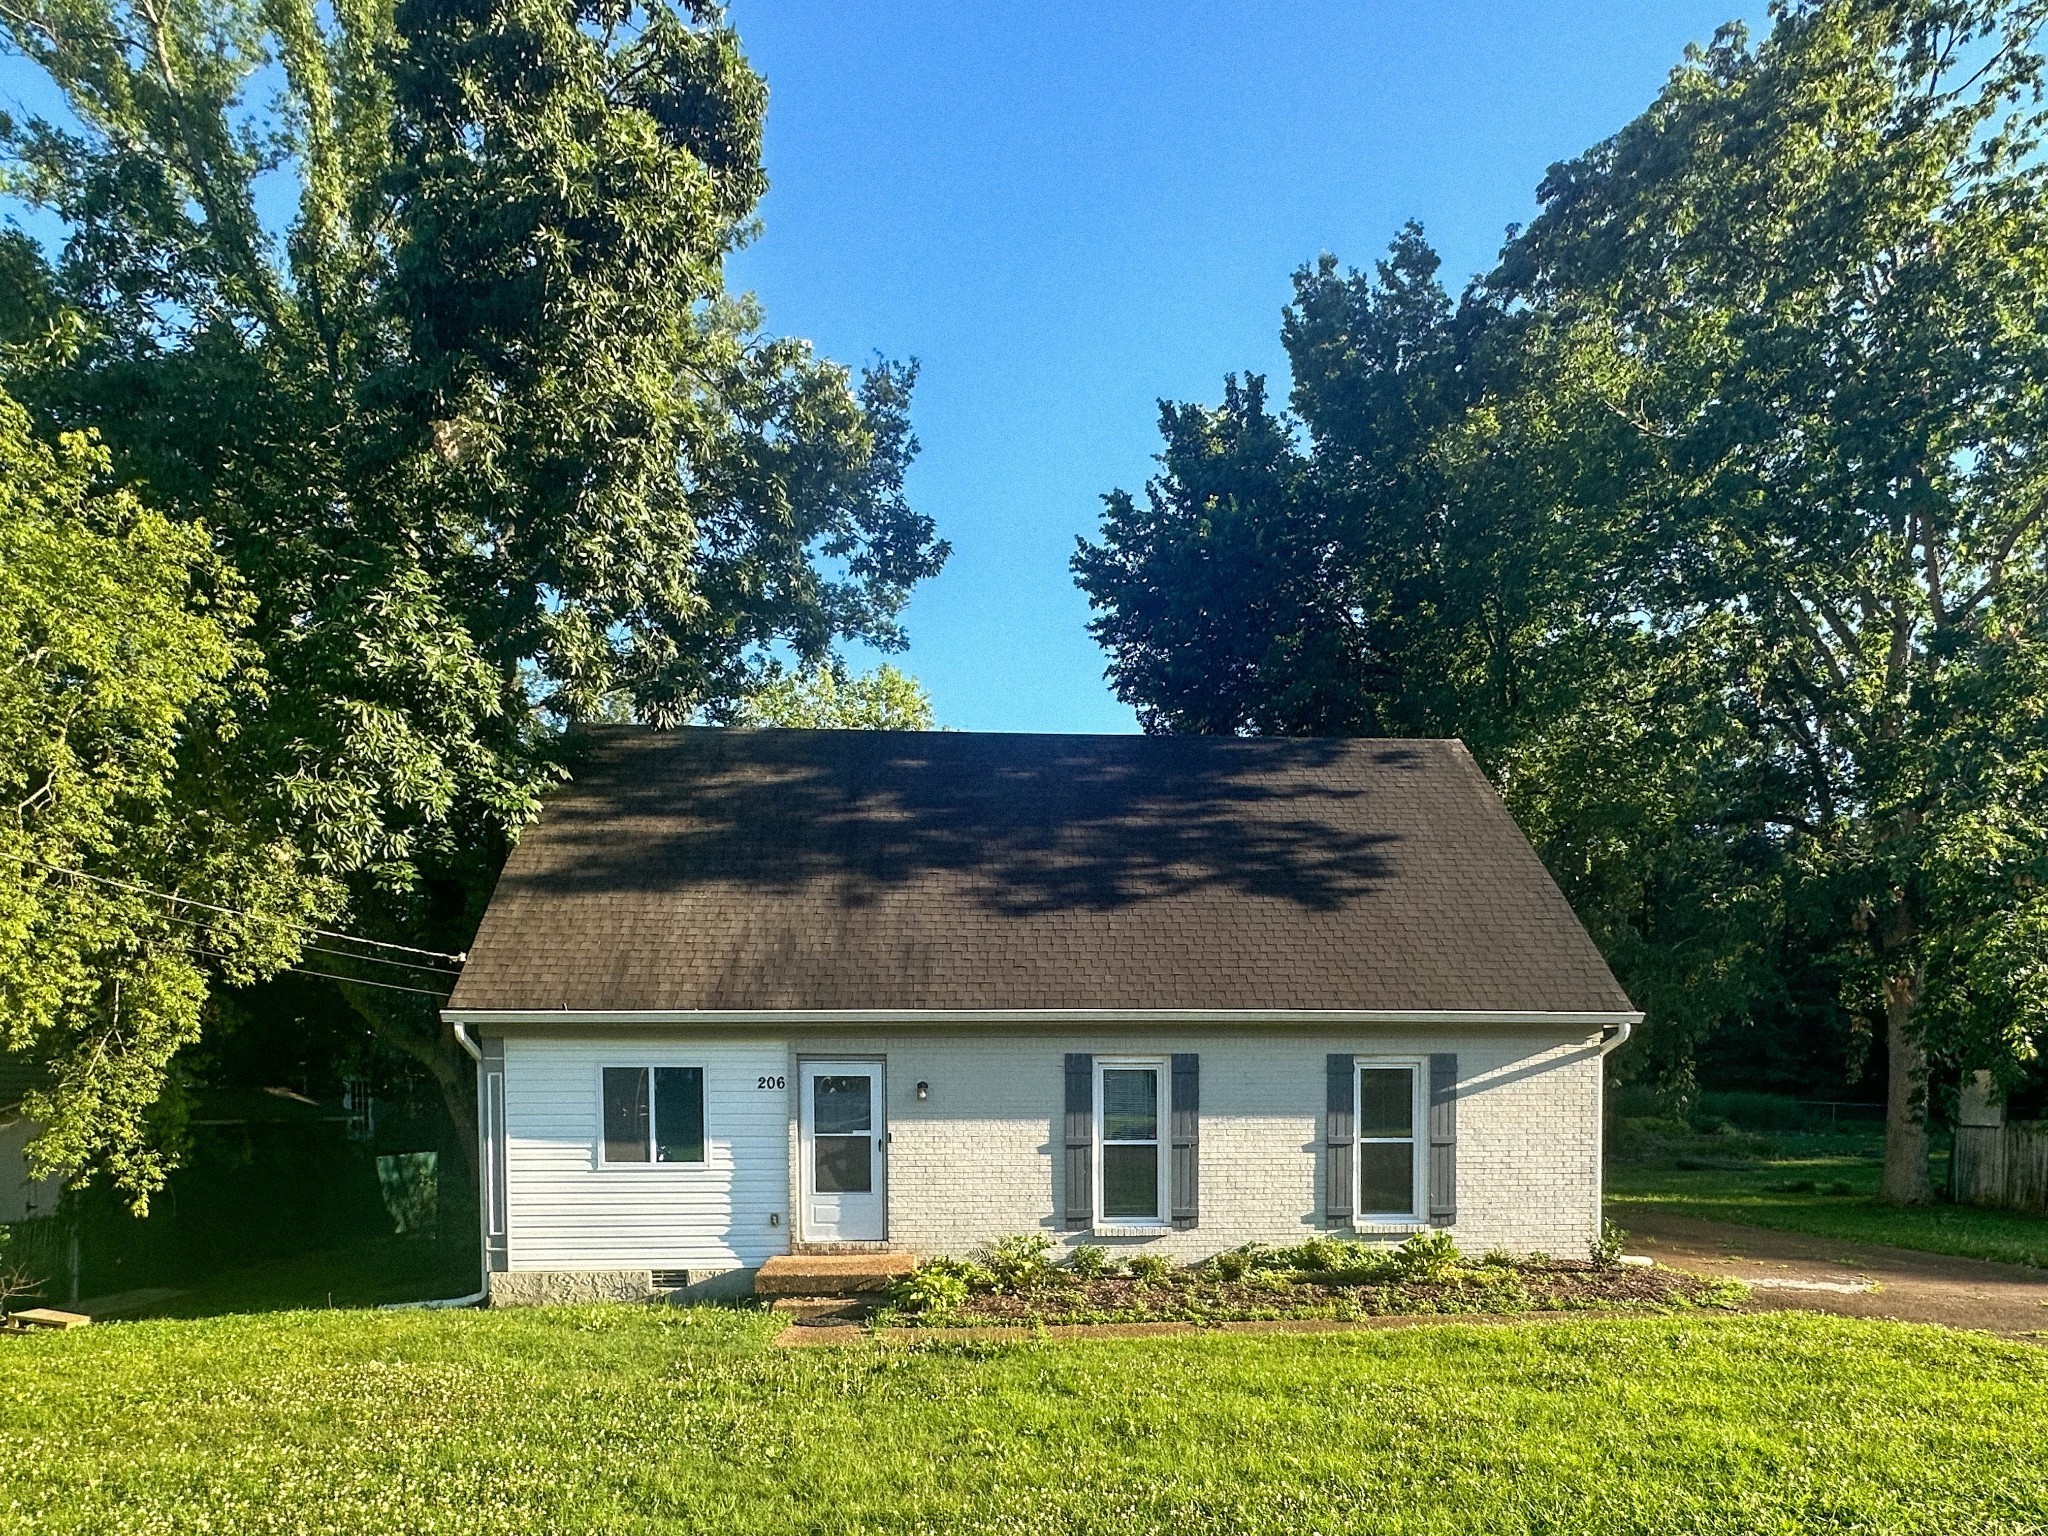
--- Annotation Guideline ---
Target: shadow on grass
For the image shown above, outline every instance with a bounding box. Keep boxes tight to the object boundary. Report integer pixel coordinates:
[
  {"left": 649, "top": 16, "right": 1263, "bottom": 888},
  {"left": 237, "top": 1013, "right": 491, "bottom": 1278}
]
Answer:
[{"left": 105, "top": 1236, "right": 482, "bottom": 1320}]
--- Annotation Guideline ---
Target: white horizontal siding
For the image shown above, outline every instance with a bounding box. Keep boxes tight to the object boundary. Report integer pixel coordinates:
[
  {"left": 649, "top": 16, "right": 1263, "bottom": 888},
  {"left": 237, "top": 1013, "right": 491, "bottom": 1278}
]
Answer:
[{"left": 502, "top": 1036, "right": 790, "bottom": 1271}]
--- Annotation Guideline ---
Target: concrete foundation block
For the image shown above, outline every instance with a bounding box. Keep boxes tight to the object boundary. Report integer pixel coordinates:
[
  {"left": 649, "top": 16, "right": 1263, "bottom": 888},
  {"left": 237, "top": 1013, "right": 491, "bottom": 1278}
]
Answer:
[{"left": 487, "top": 1270, "right": 656, "bottom": 1307}]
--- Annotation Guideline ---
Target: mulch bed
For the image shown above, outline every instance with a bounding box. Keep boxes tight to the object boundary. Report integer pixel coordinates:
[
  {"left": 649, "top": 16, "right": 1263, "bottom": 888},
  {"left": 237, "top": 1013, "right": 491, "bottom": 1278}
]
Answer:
[{"left": 878, "top": 1261, "right": 1740, "bottom": 1330}]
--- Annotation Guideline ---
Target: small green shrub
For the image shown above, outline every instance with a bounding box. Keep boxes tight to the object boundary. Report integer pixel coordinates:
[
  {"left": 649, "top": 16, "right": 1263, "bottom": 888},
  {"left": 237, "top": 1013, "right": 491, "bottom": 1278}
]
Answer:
[
  {"left": 1206, "top": 1248, "right": 1254, "bottom": 1281},
  {"left": 1392, "top": 1229, "right": 1462, "bottom": 1282},
  {"left": 1126, "top": 1253, "right": 1174, "bottom": 1284},
  {"left": 1280, "top": 1236, "right": 1364, "bottom": 1274},
  {"left": 1591, "top": 1219, "right": 1627, "bottom": 1268},
  {"left": 886, "top": 1264, "right": 970, "bottom": 1317},
  {"left": 978, "top": 1234, "right": 1056, "bottom": 1292},
  {"left": 1480, "top": 1246, "right": 1517, "bottom": 1269},
  {"left": 1066, "top": 1244, "right": 1116, "bottom": 1278},
  {"left": 1464, "top": 1265, "right": 1531, "bottom": 1309},
  {"left": 1321, "top": 1253, "right": 1401, "bottom": 1287}
]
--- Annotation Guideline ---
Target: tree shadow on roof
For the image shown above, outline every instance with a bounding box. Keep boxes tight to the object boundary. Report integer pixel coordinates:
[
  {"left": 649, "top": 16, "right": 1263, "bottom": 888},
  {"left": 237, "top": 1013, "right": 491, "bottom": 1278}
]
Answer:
[{"left": 530, "top": 729, "right": 1430, "bottom": 915}]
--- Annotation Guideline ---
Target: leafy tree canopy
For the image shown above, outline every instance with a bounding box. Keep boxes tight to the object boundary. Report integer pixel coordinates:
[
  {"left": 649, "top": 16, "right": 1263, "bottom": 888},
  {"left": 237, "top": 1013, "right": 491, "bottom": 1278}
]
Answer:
[
  {"left": 1076, "top": 0, "right": 2048, "bottom": 1202},
  {"left": 735, "top": 663, "right": 936, "bottom": 731},
  {"left": 0, "top": 386, "right": 321, "bottom": 1201},
  {"left": 0, "top": 0, "right": 946, "bottom": 1197}
]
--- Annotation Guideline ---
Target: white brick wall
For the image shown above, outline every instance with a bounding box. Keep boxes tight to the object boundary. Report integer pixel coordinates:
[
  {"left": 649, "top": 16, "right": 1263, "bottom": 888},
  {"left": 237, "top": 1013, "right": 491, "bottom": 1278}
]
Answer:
[
  {"left": 498, "top": 1023, "right": 1606, "bottom": 1269},
  {"left": 797, "top": 1027, "right": 1603, "bottom": 1260}
]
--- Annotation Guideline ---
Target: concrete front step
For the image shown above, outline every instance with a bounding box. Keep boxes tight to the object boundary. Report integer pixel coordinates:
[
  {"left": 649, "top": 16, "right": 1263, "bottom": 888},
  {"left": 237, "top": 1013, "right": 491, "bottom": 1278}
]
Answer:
[
  {"left": 769, "top": 1296, "right": 876, "bottom": 1323},
  {"left": 754, "top": 1252, "right": 916, "bottom": 1297}
]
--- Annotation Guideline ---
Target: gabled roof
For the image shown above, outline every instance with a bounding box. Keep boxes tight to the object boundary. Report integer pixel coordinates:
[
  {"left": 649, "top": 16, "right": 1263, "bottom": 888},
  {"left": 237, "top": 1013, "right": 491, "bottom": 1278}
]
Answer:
[{"left": 448, "top": 728, "right": 1634, "bottom": 1017}]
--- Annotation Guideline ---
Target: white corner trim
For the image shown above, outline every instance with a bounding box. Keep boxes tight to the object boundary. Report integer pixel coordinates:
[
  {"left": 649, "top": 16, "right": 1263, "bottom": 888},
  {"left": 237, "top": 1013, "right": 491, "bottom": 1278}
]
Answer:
[{"left": 441, "top": 1006, "right": 1645, "bottom": 1029}]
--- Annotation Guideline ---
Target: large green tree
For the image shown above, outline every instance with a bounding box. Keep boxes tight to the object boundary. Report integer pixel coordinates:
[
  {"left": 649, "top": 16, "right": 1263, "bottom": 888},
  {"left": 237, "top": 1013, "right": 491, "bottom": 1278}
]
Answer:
[
  {"left": 0, "top": 386, "right": 319, "bottom": 1202},
  {"left": 1077, "top": 0, "right": 2048, "bottom": 1202},
  {"left": 0, "top": 0, "right": 946, "bottom": 1194}
]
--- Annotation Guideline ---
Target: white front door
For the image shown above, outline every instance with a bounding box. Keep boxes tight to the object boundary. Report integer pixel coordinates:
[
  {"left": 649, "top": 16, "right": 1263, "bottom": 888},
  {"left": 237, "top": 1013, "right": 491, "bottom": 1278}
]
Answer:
[{"left": 798, "top": 1060, "right": 886, "bottom": 1242}]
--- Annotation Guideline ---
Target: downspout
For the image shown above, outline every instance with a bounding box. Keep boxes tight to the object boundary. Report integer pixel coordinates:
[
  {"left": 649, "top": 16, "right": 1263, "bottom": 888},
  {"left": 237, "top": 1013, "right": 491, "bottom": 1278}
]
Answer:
[
  {"left": 384, "top": 1021, "right": 489, "bottom": 1310},
  {"left": 1594, "top": 1017, "right": 1644, "bottom": 1264}
]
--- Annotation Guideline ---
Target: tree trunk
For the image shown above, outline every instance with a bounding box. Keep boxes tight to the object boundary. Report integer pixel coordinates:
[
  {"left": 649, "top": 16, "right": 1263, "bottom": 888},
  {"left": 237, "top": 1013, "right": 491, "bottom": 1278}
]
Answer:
[
  {"left": 338, "top": 985, "right": 478, "bottom": 1181},
  {"left": 1880, "top": 967, "right": 1933, "bottom": 1205}
]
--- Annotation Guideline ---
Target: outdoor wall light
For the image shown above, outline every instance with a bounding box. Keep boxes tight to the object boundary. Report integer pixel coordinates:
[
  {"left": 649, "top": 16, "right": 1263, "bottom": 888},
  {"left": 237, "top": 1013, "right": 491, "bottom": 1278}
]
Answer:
[{"left": 915, "top": 1081, "right": 930, "bottom": 1101}]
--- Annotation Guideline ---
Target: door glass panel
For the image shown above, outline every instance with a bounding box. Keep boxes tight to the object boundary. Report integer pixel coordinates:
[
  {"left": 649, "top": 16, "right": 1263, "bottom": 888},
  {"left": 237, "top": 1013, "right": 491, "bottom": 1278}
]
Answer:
[
  {"left": 654, "top": 1067, "right": 704, "bottom": 1163},
  {"left": 602, "top": 1067, "right": 650, "bottom": 1162},
  {"left": 1101, "top": 1069, "right": 1158, "bottom": 1141},
  {"left": 1358, "top": 1143, "right": 1415, "bottom": 1215},
  {"left": 1102, "top": 1144, "right": 1160, "bottom": 1219},
  {"left": 814, "top": 1074, "right": 872, "bottom": 1135},
  {"left": 1358, "top": 1068, "right": 1414, "bottom": 1140},
  {"left": 814, "top": 1134, "right": 873, "bottom": 1193}
]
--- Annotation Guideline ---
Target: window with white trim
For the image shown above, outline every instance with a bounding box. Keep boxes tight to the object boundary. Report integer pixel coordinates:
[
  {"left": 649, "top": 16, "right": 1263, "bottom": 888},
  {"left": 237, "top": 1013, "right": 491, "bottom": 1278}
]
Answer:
[
  {"left": 1355, "top": 1060, "right": 1425, "bottom": 1220},
  {"left": 1096, "top": 1058, "right": 1167, "bottom": 1224},
  {"left": 599, "top": 1066, "right": 705, "bottom": 1165}
]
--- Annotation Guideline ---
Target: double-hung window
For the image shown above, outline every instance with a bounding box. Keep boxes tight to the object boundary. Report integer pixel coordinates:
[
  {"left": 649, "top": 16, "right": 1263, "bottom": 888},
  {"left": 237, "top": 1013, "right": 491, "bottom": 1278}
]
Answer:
[
  {"left": 1095, "top": 1059, "right": 1167, "bottom": 1224},
  {"left": 1356, "top": 1061, "right": 1425, "bottom": 1220},
  {"left": 599, "top": 1066, "right": 706, "bottom": 1165}
]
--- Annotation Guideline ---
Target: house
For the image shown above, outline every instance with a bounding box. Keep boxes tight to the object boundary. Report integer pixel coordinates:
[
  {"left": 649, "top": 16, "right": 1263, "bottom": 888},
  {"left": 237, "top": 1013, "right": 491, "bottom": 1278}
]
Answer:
[
  {"left": 444, "top": 728, "right": 1638, "bottom": 1305},
  {"left": 0, "top": 1059, "right": 61, "bottom": 1227}
]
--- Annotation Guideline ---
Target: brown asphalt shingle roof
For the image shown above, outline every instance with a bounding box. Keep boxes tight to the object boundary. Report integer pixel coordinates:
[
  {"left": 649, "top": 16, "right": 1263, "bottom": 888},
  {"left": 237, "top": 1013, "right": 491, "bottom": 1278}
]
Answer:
[{"left": 448, "top": 728, "right": 1634, "bottom": 1016}]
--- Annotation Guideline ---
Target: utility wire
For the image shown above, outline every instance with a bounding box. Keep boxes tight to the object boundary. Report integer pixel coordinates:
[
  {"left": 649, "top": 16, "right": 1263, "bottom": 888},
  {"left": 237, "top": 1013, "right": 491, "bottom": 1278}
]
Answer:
[
  {"left": 177, "top": 940, "right": 454, "bottom": 1000},
  {"left": 1, "top": 851, "right": 469, "bottom": 963},
  {"left": 277, "top": 965, "right": 452, "bottom": 1000},
  {"left": 146, "top": 909, "right": 463, "bottom": 977}
]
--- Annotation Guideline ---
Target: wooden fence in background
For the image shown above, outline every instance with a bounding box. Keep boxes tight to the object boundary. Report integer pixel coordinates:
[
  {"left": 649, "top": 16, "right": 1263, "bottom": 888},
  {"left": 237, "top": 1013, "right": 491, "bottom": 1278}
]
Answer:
[{"left": 1953, "top": 1121, "right": 2048, "bottom": 1214}]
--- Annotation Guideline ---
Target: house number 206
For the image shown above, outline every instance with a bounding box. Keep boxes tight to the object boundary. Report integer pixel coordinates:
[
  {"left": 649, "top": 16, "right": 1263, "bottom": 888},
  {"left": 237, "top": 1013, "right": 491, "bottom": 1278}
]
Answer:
[{"left": 757, "top": 1075, "right": 786, "bottom": 1090}]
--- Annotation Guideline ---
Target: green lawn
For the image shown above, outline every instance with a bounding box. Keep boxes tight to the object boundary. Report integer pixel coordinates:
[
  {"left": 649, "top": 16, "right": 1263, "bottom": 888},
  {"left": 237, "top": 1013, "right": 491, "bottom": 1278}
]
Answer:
[
  {"left": 1605, "top": 1122, "right": 2048, "bottom": 1269},
  {"left": 3, "top": 1306, "right": 2045, "bottom": 1534}
]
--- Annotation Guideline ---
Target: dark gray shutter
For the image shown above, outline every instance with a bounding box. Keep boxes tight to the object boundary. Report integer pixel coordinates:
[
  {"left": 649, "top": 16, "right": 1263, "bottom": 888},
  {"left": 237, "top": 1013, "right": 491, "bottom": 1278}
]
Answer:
[
  {"left": 1325, "top": 1053, "right": 1354, "bottom": 1226},
  {"left": 1170, "top": 1053, "right": 1199, "bottom": 1228},
  {"left": 1064, "top": 1053, "right": 1094, "bottom": 1229},
  {"left": 1428, "top": 1052, "right": 1458, "bottom": 1226}
]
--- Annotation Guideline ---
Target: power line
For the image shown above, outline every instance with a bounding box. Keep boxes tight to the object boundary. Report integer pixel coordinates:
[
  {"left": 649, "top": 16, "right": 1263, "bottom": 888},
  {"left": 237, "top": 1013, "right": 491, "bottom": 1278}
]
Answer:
[
  {"left": 2, "top": 852, "right": 469, "bottom": 964},
  {"left": 177, "top": 940, "right": 454, "bottom": 1000},
  {"left": 278, "top": 965, "right": 451, "bottom": 1000},
  {"left": 146, "top": 909, "right": 462, "bottom": 977}
]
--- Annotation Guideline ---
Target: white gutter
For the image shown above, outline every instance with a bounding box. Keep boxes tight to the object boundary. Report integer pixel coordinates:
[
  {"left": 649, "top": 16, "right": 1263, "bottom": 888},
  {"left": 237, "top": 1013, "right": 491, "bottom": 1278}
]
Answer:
[
  {"left": 441, "top": 1006, "right": 1646, "bottom": 1029},
  {"left": 451, "top": 1021, "right": 483, "bottom": 1062},
  {"left": 1598, "top": 1019, "right": 1635, "bottom": 1055}
]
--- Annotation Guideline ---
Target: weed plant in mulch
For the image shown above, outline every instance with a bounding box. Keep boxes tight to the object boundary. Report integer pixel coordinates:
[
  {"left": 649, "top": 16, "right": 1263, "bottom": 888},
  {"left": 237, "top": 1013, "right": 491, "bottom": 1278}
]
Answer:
[{"left": 874, "top": 1228, "right": 1743, "bottom": 1329}]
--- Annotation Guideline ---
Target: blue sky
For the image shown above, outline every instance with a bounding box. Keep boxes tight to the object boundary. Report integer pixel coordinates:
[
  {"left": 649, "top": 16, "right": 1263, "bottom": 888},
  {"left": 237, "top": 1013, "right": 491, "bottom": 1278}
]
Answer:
[
  {"left": 0, "top": 2, "right": 1769, "bottom": 733},
  {"left": 725, "top": 1, "right": 1766, "bottom": 732}
]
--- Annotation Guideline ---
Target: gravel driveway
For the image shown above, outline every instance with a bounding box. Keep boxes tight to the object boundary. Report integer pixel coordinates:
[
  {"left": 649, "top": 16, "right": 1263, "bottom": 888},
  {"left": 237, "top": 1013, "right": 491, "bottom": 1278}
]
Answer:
[{"left": 1626, "top": 1209, "right": 2048, "bottom": 1340}]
